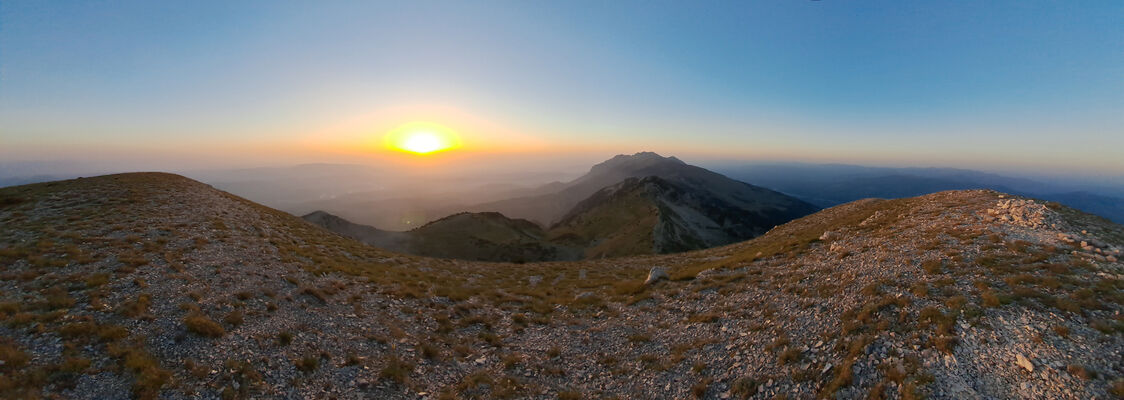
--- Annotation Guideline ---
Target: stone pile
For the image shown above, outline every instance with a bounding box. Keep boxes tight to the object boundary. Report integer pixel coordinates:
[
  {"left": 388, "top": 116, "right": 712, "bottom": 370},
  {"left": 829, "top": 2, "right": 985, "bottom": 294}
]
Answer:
[{"left": 986, "top": 198, "right": 1050, "bottom": 229}]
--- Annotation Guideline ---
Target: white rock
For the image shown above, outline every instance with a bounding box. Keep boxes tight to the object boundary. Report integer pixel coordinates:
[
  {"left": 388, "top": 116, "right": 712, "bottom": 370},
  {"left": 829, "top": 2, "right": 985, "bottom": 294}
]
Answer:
[{"left": 644, "top": 267, "right": 669, "bottom": 285}]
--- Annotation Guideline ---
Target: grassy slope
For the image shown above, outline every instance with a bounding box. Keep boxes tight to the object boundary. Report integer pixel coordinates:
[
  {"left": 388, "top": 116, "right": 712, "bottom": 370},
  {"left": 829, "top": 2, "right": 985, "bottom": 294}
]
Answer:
[{"left": 547, "top": 185, "right": 661, "bottom": 259}]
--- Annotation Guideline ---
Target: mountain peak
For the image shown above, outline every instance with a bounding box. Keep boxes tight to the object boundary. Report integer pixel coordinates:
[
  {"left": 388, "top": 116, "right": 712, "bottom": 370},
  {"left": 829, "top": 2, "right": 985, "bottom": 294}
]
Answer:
[{"left": 591, "top": 151, "right": 685, "bottom": 173}]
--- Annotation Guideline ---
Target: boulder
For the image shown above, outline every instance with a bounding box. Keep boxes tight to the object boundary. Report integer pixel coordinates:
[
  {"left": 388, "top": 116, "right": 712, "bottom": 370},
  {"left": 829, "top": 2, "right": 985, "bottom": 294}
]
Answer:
[{"left": 644, "top": 267, "right": 669, "bottom": 285}]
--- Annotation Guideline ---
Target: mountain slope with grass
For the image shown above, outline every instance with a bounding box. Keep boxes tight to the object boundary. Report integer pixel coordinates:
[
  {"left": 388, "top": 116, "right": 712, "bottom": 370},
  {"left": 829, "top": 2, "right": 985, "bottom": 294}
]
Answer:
[
  {"left": 1, "top": 173, "right": 1122, "bottom": 399},
  {"left": 549, "top": 176, "right": 814, "bottom": 258},
  {"left": 471, "top": 152, "right": 820, "bottom": 226},
  {"left": 303, "top": 211, "right": 583, "bottom": 262},
  {"left": 394, "top": 212, "right": 581, "bottom": 263}
]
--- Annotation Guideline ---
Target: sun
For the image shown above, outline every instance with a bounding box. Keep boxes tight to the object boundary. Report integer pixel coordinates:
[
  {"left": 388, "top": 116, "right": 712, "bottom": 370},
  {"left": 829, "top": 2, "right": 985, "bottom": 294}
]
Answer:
[
  {"left": 384, "top": 122, "right": 461, "bottom": 155},
  {"left": 400, "top": 132, "right": 445, "bottom": 154}
]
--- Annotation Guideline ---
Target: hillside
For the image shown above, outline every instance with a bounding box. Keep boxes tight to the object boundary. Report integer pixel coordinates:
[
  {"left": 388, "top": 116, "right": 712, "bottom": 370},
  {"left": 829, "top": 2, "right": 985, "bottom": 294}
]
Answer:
[
  {"left": 1, "top": 173, "right": 1123, "bottom": 399},
  {"left": 472, "top": 152, "right": 817, "bottom": 226},
  {"left": 303, "top": 211, "right": 582, "bottom": 262},
  {"left": 405, "top": 213, "right": 580, "bottom": 262},
  {"left": 550, "top": 176, "right": 814, "bottom": 258},
  {"left": 301, "top": 210, "right": 411, "bottom": 250}
]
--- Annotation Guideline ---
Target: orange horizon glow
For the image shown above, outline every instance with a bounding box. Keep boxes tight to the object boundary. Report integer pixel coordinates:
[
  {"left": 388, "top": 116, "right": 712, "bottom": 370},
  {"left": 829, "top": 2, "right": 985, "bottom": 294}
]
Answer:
[{"left": 300, "top": 103, "right": 562, "bottom": 159}]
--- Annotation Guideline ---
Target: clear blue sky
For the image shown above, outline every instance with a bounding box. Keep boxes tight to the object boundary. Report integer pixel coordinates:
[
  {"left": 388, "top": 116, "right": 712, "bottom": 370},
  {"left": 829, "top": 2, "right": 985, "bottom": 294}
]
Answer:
[{"left": 1, "top": 1, "right": 1121, "bottom": 174}]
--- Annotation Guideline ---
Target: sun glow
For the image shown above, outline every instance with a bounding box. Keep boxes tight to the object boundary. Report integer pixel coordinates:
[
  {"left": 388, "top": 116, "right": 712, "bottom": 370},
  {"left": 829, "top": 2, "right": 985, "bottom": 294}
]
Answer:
[{"left": 385, "top": 122, "right": 461, "bottom": 154}]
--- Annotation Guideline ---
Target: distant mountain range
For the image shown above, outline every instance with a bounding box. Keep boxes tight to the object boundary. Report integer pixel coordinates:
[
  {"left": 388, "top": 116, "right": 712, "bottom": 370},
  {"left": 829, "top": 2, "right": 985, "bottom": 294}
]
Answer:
[
  {"left": 715, "top": 163, "right": 1124, "bottom": 223},
  {"left": 304, "top": 153, "right": 818, "bottom": 261},
  {"left": 5, "top": 157, "right": 1121, "bottom": 226}
]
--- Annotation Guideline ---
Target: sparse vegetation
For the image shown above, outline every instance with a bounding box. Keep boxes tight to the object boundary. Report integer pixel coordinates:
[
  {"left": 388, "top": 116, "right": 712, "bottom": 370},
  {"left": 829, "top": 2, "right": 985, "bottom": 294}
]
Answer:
[
  {"left": 184, "top": 314, "right": 225, "bottom": 337},
  {"left": 278, "top": 331, "right": 293, "bottom": 346},
  {"left": 380, "top": 354, "right": 411, "bottom": 385},
  {"left": 295, "top": 354, "right": 319, "bottom": 372},
  {"left": 558, "top": 391, "right": 582, "bottom": 400},
  {"left": 223, "top": 309, "right": 244, "bottom": 326}
]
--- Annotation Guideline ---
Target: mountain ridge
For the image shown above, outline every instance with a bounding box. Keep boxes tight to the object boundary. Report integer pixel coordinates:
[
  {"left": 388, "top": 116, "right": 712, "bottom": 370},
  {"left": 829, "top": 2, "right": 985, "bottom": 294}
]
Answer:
[{"left": 470, "top": 151, "right": 805, "bottom": 226}]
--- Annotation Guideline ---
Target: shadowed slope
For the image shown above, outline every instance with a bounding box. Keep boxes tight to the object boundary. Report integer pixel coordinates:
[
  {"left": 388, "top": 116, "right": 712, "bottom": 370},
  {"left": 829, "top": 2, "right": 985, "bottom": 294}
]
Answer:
[
  {"left": 550, "top": 176, "right": 820, "bottom": 258},
  {"left": 472, "top": 152, "right": 819, "bottom": 226}
]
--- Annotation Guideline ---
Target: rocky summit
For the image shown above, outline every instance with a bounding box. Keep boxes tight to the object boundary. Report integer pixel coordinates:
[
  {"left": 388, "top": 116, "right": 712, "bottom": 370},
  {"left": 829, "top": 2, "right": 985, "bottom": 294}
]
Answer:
[{"left": 1, "top": 173, "right": 1122, "bottom": 399}]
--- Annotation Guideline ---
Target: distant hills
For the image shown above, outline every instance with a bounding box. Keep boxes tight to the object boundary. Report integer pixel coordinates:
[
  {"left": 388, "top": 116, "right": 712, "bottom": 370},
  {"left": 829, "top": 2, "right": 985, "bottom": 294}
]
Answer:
[
  {"left": 304, "top": 152, "right": 818, "bottom": 261},
  {"left": 716, "top": 163, "right": 1124, "bottom": 223},
  {"left": 303, "top": 210, "right": 577, "bottom": 263}
]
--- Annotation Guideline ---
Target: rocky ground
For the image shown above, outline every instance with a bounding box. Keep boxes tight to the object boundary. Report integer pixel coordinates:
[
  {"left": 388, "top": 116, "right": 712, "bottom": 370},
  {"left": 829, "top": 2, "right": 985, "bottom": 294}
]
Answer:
[{"left": 0, "top": 173, "right": 1121, "bottom": 399}]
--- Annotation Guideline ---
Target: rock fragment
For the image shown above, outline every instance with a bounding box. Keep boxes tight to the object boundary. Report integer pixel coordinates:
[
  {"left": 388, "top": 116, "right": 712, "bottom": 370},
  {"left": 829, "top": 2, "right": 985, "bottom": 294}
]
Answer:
[{"left": 1016, "top": 354, "right": 1034, "bottom": 373}]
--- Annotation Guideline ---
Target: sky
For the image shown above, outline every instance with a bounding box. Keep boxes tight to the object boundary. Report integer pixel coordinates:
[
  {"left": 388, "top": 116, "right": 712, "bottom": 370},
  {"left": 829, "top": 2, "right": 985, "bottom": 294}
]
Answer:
[{"left": 1, "top": 1, "right": 1122, "bottom": 177}]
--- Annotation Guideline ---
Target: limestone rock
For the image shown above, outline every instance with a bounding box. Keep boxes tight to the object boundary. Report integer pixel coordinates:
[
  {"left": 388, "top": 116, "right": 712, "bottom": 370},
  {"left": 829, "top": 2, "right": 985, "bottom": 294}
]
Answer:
[
  {"left": 1016, "top": 354, "right": 1034, "bottom": 373},
  {"left": 819, "top": 230, "right": 839, "bottom": 241}
]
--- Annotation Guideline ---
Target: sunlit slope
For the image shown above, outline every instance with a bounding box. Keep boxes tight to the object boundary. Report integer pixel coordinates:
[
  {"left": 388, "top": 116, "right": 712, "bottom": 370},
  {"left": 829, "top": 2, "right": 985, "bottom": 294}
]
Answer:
[{"left": 1, "top": 173, "right": 1121, "bottom": 399}]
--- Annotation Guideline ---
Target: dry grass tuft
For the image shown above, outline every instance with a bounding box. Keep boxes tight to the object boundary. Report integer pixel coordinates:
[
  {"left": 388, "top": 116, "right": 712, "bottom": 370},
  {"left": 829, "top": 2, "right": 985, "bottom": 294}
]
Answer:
[{"left": 184, "top": 314, "right": 225, "bottom": 337}]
